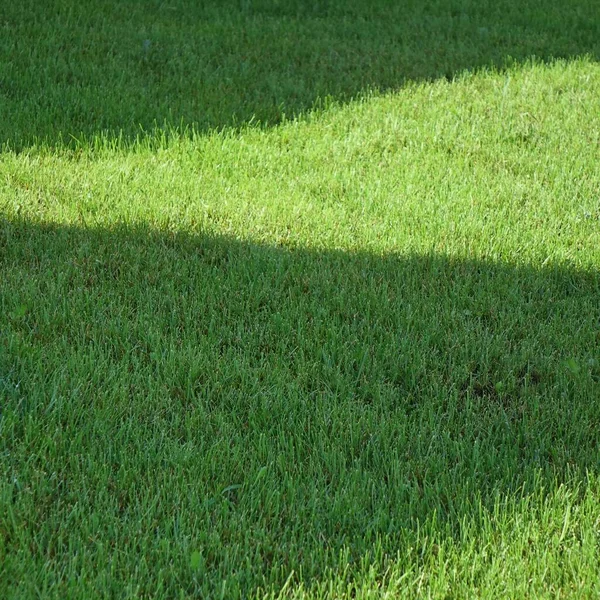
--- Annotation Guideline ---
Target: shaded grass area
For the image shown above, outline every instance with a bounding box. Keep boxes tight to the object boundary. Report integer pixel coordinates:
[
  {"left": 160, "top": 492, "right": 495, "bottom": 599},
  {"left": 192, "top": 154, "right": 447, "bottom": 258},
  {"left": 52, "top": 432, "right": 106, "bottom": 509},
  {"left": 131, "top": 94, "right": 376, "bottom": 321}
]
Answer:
[
  {"left": 1, "top": 0, "right": 600, "bottom": 149},
  {"left": 1, "top": 218, "right": 599, "bottom": 597}
]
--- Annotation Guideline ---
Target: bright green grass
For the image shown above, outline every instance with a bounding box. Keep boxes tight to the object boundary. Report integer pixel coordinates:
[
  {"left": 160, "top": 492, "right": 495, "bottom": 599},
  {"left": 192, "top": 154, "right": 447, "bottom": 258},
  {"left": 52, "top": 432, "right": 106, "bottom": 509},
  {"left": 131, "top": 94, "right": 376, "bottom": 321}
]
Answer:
[{"left": 2, "top": 2, "right": 600, "bottom": 599}]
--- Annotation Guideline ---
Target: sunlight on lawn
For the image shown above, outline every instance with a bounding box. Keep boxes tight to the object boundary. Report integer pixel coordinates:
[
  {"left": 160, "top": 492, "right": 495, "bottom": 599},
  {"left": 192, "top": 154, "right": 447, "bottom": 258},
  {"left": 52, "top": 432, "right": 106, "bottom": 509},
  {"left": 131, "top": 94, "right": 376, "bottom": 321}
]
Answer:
[{"left": 1, "top": 11, "right": 600, "bottom": 594}]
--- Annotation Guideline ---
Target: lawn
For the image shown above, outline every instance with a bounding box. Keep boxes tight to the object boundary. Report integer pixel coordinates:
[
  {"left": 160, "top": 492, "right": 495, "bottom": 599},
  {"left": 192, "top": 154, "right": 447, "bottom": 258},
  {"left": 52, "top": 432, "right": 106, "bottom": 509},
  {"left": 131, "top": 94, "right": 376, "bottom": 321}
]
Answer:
[{"left": 1, "top": 1, "right": 600, "bottom": 598}]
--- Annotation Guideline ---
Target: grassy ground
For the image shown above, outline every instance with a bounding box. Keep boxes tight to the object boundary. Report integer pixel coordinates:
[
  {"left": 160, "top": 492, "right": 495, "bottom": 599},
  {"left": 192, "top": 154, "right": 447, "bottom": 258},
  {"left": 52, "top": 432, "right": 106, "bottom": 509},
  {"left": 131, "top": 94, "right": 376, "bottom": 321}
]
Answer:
[
  {"left": 1, "top": 1, "right": 600, "bottom": 598},
  {"left": 2, "top": 0, "right": 600, "bottom": 149}
]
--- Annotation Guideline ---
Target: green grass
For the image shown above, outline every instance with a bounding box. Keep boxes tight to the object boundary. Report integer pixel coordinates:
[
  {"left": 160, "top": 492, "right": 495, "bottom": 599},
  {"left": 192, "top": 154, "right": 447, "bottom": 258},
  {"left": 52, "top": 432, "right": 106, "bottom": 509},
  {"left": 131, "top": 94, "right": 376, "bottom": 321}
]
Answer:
[
  {"left": 2, "top": 0, "right": 600, "bottom": 149},
  {"left": 1, "top": 1, "right": 600, "bottom": 598}
]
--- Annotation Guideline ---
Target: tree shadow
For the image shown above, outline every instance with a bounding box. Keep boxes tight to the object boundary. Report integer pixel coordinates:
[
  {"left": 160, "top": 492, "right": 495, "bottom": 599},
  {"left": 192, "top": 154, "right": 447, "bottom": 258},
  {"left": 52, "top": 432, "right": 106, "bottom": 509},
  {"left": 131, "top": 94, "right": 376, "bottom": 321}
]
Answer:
[
  {"left": 2, "top": 217, "right": 599, "bottom": 595},
  {"left": 2, "top": 0, "right": 599, "bottom": 150}
]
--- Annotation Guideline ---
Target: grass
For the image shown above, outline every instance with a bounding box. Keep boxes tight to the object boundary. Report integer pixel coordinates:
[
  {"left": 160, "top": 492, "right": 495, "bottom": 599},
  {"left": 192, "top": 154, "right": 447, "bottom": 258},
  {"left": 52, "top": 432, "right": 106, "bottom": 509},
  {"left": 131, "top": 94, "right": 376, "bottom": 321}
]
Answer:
[
  {"left": 2, "top": 0, "right": 600, "bottom": 149},
  {"left": 1, "top": 1, "right": 600, "bottom": 598}
]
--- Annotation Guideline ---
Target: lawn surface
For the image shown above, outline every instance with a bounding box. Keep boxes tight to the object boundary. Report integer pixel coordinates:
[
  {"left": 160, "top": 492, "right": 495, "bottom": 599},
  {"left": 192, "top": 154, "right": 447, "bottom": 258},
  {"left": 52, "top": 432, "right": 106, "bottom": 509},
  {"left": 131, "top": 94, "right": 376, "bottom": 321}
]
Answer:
[{"left": 1, "top": 1, "right": 600, "bottom": 598}]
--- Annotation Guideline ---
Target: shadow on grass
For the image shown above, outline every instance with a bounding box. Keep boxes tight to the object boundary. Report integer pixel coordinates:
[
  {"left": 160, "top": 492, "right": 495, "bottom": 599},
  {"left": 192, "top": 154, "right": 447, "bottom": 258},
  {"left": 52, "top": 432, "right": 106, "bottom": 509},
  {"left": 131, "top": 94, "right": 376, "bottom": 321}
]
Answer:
[
  {"left": 1, "top": 218, "right": 599, "bottom": 595},
  {"left": 1, "top": 0, "right": 599, "bottom": 150}
]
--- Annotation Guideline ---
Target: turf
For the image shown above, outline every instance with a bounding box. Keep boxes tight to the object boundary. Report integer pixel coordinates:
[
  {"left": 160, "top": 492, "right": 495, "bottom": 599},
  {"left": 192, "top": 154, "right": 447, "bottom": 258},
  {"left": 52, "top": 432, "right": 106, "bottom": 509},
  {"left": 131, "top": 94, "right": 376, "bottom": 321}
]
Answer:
[{"left": 1, "top": 1, "right": 600, "bottom": 598}]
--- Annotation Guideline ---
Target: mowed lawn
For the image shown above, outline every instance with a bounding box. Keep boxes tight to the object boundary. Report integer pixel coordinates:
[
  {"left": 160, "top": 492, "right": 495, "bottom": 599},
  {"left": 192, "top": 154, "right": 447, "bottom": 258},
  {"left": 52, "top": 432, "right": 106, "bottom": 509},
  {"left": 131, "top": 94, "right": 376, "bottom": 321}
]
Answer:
[{"left": 1, "top": 1, "right": 600, "bottom": 598}]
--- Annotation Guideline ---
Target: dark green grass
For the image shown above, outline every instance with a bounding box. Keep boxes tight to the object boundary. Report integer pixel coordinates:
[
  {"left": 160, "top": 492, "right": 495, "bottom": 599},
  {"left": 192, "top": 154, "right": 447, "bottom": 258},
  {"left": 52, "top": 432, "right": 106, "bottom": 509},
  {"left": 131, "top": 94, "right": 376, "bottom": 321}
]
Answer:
[
  {"left": 2, "top": 220, "right": 599, "bottom": 597},
  {"left": 1, "top": 0, "right": 599, "bottom": 149}
]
